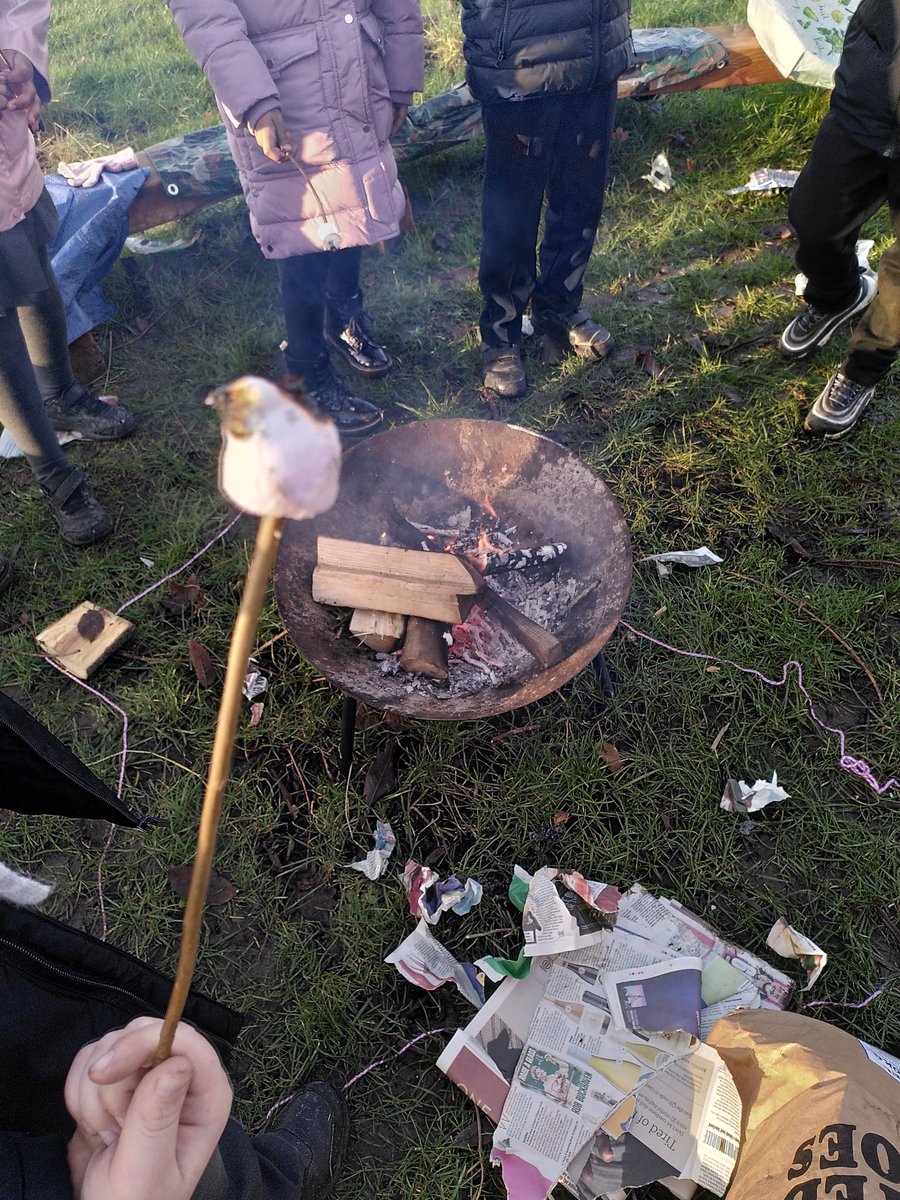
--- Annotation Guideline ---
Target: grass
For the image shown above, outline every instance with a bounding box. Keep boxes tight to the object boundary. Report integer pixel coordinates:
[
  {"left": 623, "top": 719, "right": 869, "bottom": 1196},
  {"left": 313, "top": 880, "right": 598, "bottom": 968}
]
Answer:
[{"left": 1, "top": 0, "right": 899, "bottom": 1196}]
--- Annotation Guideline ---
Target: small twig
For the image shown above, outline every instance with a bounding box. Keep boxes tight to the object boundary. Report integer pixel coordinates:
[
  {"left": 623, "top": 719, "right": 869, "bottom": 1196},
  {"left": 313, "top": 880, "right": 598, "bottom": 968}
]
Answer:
[
  {"left": 152, "top": 515, "right": 284, "bottom": 1066},
  {"left": 490, "top": 722, "right": 541, "bottom": 744},
  {"left": 285, "top": 745, "right": 313, "bottom": 819},
  {"left": 561, "top": 578, "right": 601, "bottom": 615},
  {"left": 817, "top": 557, "right": 900, "bottom": 570},
  {"left": 728, "top": 571, "right": 884, "bottom": 705},
  {"left": 463, "top": 925, "right": 517, "bottom": 941},
  {"left": 253, "top": 628, "right": 289, "bottom": 656}
]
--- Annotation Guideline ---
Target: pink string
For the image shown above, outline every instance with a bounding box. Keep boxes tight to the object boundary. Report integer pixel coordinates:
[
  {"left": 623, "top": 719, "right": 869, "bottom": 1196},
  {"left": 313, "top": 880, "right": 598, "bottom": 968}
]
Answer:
[
  {"left": 619, "top": 621, "right": 898, "bottom": 796},
  {"left": 44, "top": 660, "right": 129, "bottom": 940},
  {"left": 252, "top": 1026, "right": 453, "bottom": 1132},
  {"left": 800, "top": 984, "right": 890, "bottom": 1011},
  {"left": 115, "top": 513, "right": 241, "bottom": 615}
]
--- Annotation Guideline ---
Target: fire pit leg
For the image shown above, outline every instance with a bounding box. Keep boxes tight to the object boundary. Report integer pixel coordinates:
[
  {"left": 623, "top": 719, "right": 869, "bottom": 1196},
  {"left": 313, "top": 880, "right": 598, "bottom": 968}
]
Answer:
[
  {"left": 340, "top": 694, "right": 357, "bottom": 776},
  {"left": 592, "top": 650, "right": 616, "bottom": 697}
]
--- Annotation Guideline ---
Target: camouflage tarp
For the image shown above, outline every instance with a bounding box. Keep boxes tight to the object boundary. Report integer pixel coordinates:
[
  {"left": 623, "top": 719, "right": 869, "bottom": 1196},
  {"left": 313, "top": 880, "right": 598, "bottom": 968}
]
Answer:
[{"left": 143, "top": 27, "right": 728, "bottom": 197}]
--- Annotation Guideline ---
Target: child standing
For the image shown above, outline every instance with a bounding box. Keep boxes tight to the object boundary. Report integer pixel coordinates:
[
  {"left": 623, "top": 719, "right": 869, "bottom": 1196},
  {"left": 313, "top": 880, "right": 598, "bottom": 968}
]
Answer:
[
  {"left": 166, "top": 0, "right": 424, "bottom": 435},
  {"left": 780, "top": 0, "right": 900, "bottom": 438},
  {"left": 460, "top": 0, "right": 633, "bottom": 397},
  {"left": 0, "top": 1, "right": 134, "bottom": 567}
]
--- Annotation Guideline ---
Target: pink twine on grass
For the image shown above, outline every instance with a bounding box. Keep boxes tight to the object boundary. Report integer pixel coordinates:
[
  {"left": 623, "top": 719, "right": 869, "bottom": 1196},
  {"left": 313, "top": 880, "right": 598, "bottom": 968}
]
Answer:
[
  {"left": 44, "top": 659, "right": 129, "bottom": 940},
  {"left": 619, "top": 621, "right": 898, "bottom": 796},
  {"left": 800, "top": 984, "right": 889, "bottom": 1011},
  {"left": 115, "top": 512, "right": 241, "bottom": 615},
  {"left": 252, "top": 1027, "right": 453, "bottom": 1132}
]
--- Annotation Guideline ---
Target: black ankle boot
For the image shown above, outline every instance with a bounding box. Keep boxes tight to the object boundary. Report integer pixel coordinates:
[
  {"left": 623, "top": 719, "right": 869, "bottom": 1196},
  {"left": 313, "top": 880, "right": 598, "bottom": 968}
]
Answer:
[
  {"left": 324, "top": 295, "right": 392, "bottom": 378},
  {"left": 44, "top": 384, "right": 135, "bottom": 441},
  {"left": 270, "top": 1082, "right": 349, "bottom": 1199}
]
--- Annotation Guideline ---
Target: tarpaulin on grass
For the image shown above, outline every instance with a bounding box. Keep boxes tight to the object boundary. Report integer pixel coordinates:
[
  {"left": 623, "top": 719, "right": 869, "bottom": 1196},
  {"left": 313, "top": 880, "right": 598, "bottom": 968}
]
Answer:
[{"left": 44, "top": 167, "right": 149, "bottom": 343}]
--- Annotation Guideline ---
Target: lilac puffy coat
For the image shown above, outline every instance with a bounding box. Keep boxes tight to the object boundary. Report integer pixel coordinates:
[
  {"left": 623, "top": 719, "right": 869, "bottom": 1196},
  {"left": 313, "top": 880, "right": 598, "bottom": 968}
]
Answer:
[{"left": 166, "top": 0, "right": 424, "bottom": 257}]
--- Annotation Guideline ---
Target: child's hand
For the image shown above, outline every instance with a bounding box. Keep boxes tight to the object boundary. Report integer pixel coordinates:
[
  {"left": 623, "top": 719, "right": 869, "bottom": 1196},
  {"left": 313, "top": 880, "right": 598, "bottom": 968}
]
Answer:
[
  {"left": 0, "top": 49, "right": 37, "bottom": 121},
  {"left": 390, "top": 103, "right": 408, "bottom": 136},
  {"left": 64, "top": 1017, "right": 233, "bottom": 1200},
  {"left": 250, "top": 108, "right": 294, "bottom": 162}
]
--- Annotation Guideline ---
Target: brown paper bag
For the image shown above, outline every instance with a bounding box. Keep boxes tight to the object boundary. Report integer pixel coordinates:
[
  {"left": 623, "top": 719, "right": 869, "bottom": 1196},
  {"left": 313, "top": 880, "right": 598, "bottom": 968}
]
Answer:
[{"left": 707, "top": 1010, "right": 900, "bottom": 1200}]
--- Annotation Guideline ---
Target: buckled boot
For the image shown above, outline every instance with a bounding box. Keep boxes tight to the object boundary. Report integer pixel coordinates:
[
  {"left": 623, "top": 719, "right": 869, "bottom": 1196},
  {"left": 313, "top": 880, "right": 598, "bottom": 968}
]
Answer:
[{"left": 325, "top": 292, "right": 392, "bottom": 378}]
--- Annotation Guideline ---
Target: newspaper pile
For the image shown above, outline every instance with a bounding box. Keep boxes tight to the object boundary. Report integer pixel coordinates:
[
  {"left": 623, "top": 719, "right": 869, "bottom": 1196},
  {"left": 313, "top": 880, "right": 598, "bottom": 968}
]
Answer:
[{"left": 438, "top": 870, "right": 793, "bottom": 1200}]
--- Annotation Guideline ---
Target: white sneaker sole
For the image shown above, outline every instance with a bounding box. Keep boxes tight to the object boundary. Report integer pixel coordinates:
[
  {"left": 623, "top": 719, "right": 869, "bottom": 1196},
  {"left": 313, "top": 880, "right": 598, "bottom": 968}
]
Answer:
[{"left": 780, "top": 274, "right": 877, "bottom": 359}]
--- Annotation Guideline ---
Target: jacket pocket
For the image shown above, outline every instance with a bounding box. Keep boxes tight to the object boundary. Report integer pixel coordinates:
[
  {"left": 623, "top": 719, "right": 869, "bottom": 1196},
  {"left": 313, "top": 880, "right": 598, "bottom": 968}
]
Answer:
[{"left": 257, "top": 26, "right": 319, "bottom": 78}]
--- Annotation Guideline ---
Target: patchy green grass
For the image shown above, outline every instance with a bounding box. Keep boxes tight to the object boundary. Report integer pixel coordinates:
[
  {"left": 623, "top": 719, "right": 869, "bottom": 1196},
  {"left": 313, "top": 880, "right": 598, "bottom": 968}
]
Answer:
[{"left": 1, "top": 0, "right": 899, "bottom": 1197}]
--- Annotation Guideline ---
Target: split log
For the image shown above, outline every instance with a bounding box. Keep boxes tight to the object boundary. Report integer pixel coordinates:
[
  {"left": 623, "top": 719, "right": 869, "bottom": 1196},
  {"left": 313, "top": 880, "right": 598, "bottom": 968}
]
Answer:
[
  {"left": 350, "top": 608, "right": 406, "bottom": 652},
  {"left": 399, "top": 617, "right": 449, "bottom": 680},
  {"left": 312, "top": 565, "right": 471, "bottom": 624},
  {"left": 317, "top": 537, "right": 477, "bottom": 592}
]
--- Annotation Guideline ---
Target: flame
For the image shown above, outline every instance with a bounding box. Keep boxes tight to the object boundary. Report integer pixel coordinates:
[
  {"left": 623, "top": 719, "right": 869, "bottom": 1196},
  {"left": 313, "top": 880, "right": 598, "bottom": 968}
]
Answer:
[{"left": 482, "top": 492, "right": 497, "bottom": 519}]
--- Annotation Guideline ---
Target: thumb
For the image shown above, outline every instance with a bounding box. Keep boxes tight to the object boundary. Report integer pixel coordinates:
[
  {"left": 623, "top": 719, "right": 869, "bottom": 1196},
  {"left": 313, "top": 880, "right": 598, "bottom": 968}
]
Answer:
[{"left": 114, "top": 1057, "right": 192, "bottom": 1178}]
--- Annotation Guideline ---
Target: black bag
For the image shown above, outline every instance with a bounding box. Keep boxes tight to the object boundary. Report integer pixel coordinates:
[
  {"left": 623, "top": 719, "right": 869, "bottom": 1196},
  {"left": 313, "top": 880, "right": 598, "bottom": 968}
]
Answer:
[{"left": 0, "top": 692, "right": 243, "bottom": 1138}]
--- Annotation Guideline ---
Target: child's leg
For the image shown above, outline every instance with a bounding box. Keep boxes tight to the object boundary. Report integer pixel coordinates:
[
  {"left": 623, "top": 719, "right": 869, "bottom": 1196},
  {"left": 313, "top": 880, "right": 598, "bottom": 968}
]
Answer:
[
  {"left": 277, "top": 252, "right": 333, "bottom": 380},
  {"left": 324, "top": 247, "right": 364, "bottom": 316},
  {"left": 789, "top": 112, "right": 886, "bottom": 312},
  {"left": 842, "top": 161, "right": 900, "bottom": 385},
  {"left": 478, "top": 98, "right": 555, "bottom": 348},
  {"left": 0, "top": 308, "right": 72, "bottom": 491},
  {"left": 533, "top": 82, "right": 618, "bottom": 320}
]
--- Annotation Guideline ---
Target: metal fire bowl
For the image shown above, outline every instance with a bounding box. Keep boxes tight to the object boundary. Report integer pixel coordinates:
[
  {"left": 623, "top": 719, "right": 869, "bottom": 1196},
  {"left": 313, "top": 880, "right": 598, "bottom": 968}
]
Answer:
[{"left": 274, "top": 419, "right": 632, "bottom": 720}]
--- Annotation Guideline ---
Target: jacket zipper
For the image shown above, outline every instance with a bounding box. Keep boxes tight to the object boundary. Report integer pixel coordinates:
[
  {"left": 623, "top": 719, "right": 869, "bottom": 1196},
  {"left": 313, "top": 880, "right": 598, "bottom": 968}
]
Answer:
[
  {"left": 0, "top": 936, "right": 166, "bottom": 1014},
  {"left": 590, "top": 0, "right": 602, "bottom": 87},
  {"left": 496, "top": 0, "right": 512, "bottom": 65}
]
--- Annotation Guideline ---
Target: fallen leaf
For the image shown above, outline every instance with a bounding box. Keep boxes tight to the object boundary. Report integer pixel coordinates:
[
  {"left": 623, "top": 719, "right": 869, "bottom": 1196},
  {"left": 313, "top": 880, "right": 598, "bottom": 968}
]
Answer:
[
  {"left": 188, "top": 639, "right": 217, "bottom": 687},
  {"left": 685, "top": 156, "right": 696, "bottom": 171},
  {"left": 706, "top": 665, "right": 720, "bottom": 673},
  {"left": 250, "top": 701, "right": 265, "bottom": 726},
  {"left": 598, "top": 741, "right": 625, "bottom": 772},
  {"left": 766, "top": 522, "right": 815, "bottom": 560},
  {"left": 364, "top": 745, "right": 397, "bottom": 806},
  {"left": 612, "top": 126, "right": 630, "bottom": 141},
  {"left": 162, "top": 573, "right": 206, "bottom": 614},
  {"left": 552, "top": 811, "right": 570, "bottom": 826},
  {"left": 712, "top": 303, "right": 736, "bottom": 321},
  {"left": 633, "top": 346, "right": 667, "bottom": 379},
  {"left": 430, "top": 229, "right": 453, "bottom": 252},
  {"left": 77, "top": 608, "right": 105, "bottom": 643},
  {"left": 167, "top": 865, "right": 237, "bottom": 905},
  {"left": 447, "top": 323, "right": 470, "bottom": 342}
]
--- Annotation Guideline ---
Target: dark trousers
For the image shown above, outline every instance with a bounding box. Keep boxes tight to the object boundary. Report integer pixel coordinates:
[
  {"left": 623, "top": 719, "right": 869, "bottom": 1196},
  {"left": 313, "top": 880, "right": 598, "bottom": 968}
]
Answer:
[
  {"left": 277, "top": 245, "right": 363, "bottom": 377},
  {"left": 790, "top": 110, "right": 900, "bottom": 386},
  {"left": 478, "top": 84, "right": 618, "bottom": 349}
]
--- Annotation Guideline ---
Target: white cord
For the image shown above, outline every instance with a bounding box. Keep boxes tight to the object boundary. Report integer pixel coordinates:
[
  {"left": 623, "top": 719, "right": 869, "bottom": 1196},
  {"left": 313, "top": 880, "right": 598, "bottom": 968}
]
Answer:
[{"left": 285, "top": 151, "right": 342, "bottom": 250}]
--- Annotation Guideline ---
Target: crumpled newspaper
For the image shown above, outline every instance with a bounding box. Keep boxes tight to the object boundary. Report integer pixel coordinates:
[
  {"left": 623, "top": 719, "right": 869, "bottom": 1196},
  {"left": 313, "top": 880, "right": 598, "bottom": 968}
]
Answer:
[
  {"left": 721, "top": 771, "right": 790, "bottom": 814},
  {"left": 58, "top": 146, "right": 140, "bottom": 188},
  {"left": 639, "top": 546, "right": 723, "bottom": 577},
  {"left": 242, "top": 671, "right": 268, "bottom": 702},
  {"left": 725, "top": 168, "right": 800, "bottom": 195},
  {"left": 643, "top": 151, "right": 674, "bottom": 193},
  {"left": 348, "top": 818, "right": 396, "bottom": 880},
  {"left": 403, "top": 859, "right": 482, "bottom": 924},
  {"left": 766, "top": 917, "right": 827, "bottom": 989}
]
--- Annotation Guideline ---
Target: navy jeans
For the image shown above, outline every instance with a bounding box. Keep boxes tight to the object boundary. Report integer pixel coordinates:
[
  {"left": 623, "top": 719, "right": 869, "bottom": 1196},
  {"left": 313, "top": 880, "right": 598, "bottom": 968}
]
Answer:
[
  {"left": 790, "top": 110, "right": 900, "bottom": 386},
  {"left": 277, "top": 246, "right": 363, "bottom": 379},
  {"left": 478, "top": 84, "right": 619, "bottom": 348}
]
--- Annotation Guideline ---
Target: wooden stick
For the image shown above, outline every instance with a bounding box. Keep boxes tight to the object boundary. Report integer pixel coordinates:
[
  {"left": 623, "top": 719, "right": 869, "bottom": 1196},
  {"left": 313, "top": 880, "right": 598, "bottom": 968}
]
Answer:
[{"left": 152, "top": 514, "right": 284, "bottom": 1065}]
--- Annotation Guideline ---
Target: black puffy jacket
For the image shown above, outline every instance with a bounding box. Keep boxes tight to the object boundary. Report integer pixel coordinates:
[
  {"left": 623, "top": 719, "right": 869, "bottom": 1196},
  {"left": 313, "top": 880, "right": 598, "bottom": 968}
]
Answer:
[
  {"left": 831, "top": 0, "right": 900, "bottom": 155},
  {"left": 460, "top": 0, "right": 633, "bottom": 104}
]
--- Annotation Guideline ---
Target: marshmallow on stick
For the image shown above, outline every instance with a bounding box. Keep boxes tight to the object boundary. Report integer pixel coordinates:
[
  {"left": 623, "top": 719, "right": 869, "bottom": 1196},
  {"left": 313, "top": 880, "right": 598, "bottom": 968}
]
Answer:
[{"left": 153, "top": 378, "right": 340, "bottom": 1064}]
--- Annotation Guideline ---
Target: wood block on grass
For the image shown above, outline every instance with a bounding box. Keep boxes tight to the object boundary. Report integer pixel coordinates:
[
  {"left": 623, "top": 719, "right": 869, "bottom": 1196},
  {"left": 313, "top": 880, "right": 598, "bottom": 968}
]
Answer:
[{"left": 36, "top": 601, "right": 134, "bottom": 680}]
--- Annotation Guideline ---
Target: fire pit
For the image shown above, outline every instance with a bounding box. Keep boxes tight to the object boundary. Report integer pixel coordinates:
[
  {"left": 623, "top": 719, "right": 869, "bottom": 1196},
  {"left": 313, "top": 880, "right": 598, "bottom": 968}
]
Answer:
[{"left": 274, "top": 419, "right": 631, "bottom": 720}]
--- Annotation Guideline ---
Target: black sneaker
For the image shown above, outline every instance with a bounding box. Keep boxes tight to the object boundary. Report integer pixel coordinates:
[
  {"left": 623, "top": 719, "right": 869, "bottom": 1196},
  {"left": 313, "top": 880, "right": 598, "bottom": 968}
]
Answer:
[
  {"left": 324, "top": 309, "right": 392, "bottom": 378},
  {"left": 780, "top": 273, "right": 877, "bottom": 359},
  {"left": 307, "top": 369, "right": 382, "bottom": 435},
  {"left": 803, "top": 370, "right": 875, "bottom": 439},
  {"left": 533, "top": 307, "right": 615, "bottom": 360},
  {"left": 41, "top": 468, "right": 113, "bottom": 546},
  {"left": 270, "top": 1082, "right": 349, "bottom": 1199},
  {"left": 482, "top": 344, "right": 526, "bottom": 398},
  {"left": 45, "top": 384, "right": 135, "bottom": 441}
]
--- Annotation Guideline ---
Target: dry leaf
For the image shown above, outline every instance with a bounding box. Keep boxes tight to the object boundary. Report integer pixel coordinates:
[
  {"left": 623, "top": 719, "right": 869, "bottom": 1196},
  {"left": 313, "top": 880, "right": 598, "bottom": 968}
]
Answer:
[
  {"left": 364, "top": 745, "right": 397, "bottom": 806},
  {"left": 77, "top": 608, "right": 105, "bottom": 643},
  {"left": 633, "top": 347, "right": 667, "bottom": 379},
  {"left": 552, "top": 811, "right": 570, "bottom": 826},
  {"left": 162, "top": 573, "right": 206, "bottom": 614},
  {"left": 612, "top": 126, "right": 630, "bottom": 141},
  {"left": 250, "top": 701, "right": 265, "bottom": 726},
  {"left": 188, "top": 639, "right": 217, "bottom": 687},
  {"left": 766, "top": 522, "right": 815, "bottom": 560},
  {"left": 167, "top": 865, "right": 237, "bottom": 906},
  {"left": 706, "top": 665, "right": 721, "bottom": 673},
  {"left": 598, "top": 741, "right": 625, "bottom": 772}
]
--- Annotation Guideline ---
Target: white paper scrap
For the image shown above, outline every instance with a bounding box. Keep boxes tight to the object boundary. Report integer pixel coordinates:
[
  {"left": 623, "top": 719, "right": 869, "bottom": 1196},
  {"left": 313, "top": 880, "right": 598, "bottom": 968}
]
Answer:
[
  {"left": 720, "top": 771, "right": 789, "bottom": 815},
  {"left": 766, "top": 918, "right": 827, "bottom": 989},
  {"left": 643, "top": 151, "right": 674, "bottom": 193},
  {"left": 639, "top": 546, "right": 724, "bottom": 577},
  {"left": 348, "top": 818, "right": 396, "bottom": 880}
]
